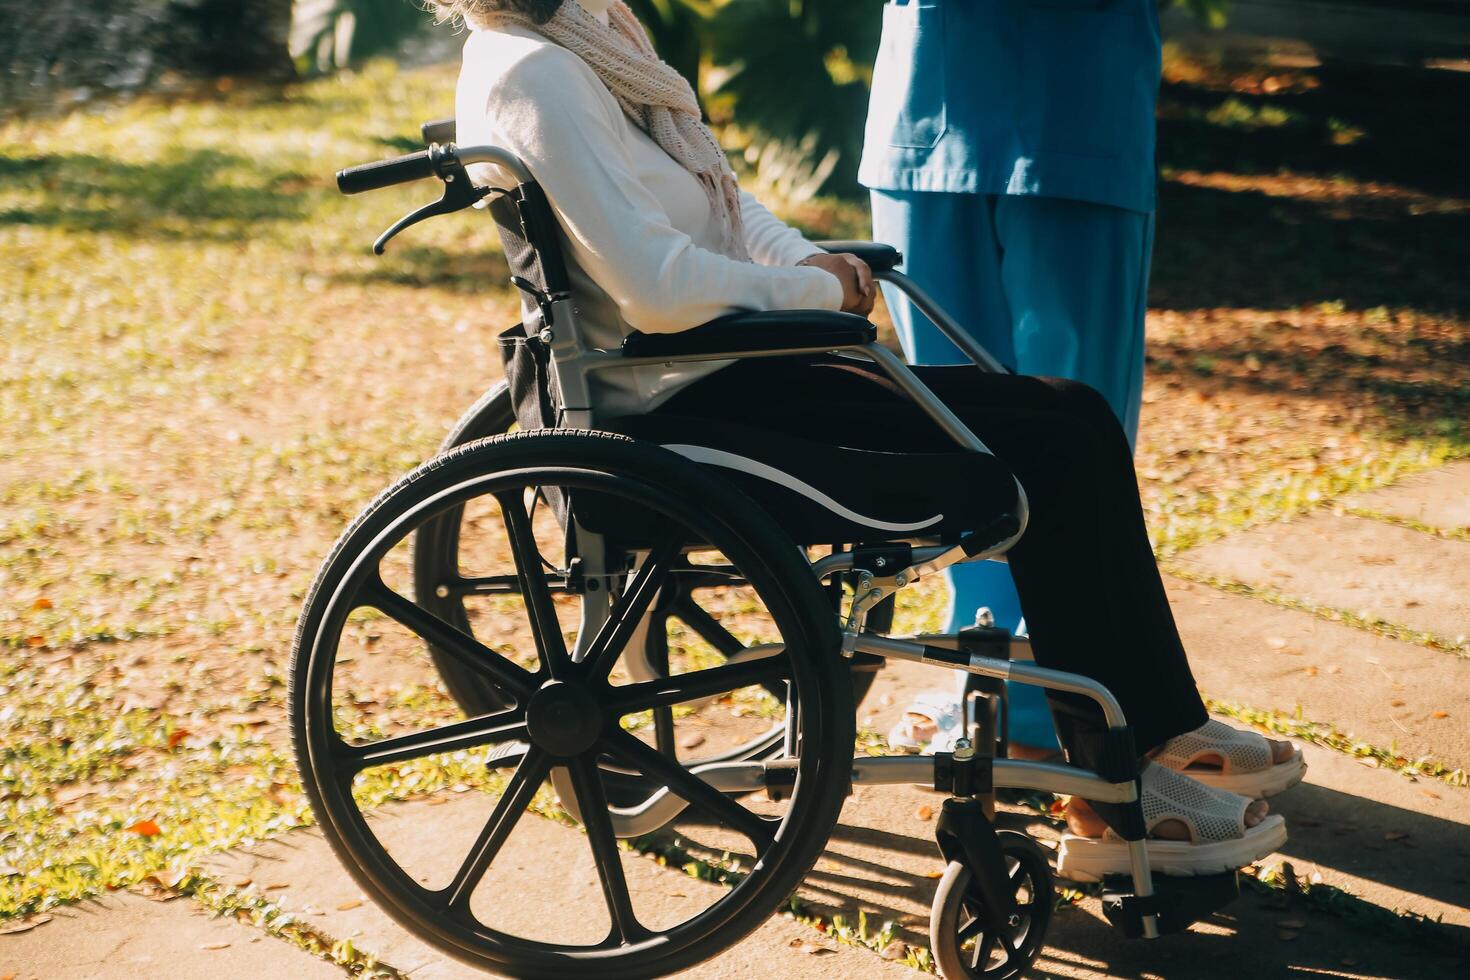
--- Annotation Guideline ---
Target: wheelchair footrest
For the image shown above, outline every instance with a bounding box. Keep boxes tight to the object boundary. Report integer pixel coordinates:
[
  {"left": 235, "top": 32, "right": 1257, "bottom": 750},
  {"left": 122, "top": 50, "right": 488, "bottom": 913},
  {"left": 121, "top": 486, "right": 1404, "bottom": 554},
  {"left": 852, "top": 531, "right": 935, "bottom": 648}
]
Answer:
[{"left": 1101, "top": 871, "right": 1240, "bottom": 938}]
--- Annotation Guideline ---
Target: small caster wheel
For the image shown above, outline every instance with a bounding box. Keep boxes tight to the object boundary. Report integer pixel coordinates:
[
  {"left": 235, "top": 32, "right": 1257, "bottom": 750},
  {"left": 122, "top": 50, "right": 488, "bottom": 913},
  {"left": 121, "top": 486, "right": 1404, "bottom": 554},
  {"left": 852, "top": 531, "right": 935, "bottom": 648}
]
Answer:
[{"left": 930, "top": 830, "right": 1053, "bottom": 979}]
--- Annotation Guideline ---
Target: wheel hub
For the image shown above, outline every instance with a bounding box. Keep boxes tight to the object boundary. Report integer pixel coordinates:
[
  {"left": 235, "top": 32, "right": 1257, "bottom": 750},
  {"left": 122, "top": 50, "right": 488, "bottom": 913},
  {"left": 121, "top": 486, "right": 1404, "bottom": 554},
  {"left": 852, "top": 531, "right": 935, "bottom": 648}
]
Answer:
[{"left": 525, "top": 680, "right": 604, "bottom": 756}]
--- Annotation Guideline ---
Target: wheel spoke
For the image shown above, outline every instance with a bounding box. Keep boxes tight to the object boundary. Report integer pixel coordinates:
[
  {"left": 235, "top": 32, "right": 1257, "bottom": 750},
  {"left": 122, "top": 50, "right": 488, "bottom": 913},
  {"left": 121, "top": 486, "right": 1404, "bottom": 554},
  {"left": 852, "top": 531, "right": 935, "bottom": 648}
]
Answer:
[
  {"left": 670, "top": 596, "right": 745, "bottom": 658},
  {"left": 497, "top": 491, "right": 571, "bottom": 678},
  {"left": 361, "top": 579, "right": 537, "bottom": 699},
  {"left": 608, "top": 656, "right": 789, "bottom": 715},
  {"left": 341, "top": 710, "right": 527, "bottom": 771},
  {"left": 581, "top": 532, "right": 683, "bottom": 683},
  {"left": 442, "top": 748, "right": 550, "bottom": 914},
  {"left": 567, "top": 756, "right": 646, "bottom": 944},
  {"left": 974, "top": 931, "right": 995, "bottom": 971},
  {"left": 957, "top": 913, "right": 984, "bottom": 943},
  {"left": 605, "top": 730, "right": 777, "bottom": 849}
]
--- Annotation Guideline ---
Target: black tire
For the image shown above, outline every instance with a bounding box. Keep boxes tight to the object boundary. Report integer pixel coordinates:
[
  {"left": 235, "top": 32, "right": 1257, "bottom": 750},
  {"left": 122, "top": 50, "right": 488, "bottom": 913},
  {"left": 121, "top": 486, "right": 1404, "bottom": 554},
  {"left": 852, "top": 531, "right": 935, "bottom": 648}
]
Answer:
[
  {"left": 413, "top": 382, "right": 878, "bottom": 719},
  {"left": 930, "top": 831, "right": 1053, "bottom": 979},
  {"left": 293, "top": 430, "right": 855, "bottom": 978}
]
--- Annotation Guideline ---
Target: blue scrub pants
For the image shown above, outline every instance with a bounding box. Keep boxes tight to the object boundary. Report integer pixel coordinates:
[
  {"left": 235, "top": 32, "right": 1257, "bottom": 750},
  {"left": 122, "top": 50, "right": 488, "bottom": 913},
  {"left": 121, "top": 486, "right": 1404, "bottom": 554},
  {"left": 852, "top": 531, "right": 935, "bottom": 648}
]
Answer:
[{"left": 871, "top": 189, "right": 1154, "bottom": 749}]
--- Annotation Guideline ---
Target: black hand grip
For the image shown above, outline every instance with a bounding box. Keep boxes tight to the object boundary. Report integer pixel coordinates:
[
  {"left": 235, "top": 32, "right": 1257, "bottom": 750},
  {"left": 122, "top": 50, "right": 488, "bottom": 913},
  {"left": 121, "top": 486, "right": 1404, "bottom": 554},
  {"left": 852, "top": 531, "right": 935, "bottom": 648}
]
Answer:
[
  {"left": 421, "top": 117, "right": 457, "bottom": 145},
  {"left": 336, "top": 150, "right": 437, "bottom": 195}
]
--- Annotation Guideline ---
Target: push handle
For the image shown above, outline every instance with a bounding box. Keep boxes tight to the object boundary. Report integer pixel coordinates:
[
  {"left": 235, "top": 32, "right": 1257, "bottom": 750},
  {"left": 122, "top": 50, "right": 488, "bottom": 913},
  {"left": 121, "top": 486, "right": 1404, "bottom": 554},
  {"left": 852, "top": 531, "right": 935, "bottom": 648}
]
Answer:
[{"left": 336, "top": 150, "right": 438, "bottom": 195}]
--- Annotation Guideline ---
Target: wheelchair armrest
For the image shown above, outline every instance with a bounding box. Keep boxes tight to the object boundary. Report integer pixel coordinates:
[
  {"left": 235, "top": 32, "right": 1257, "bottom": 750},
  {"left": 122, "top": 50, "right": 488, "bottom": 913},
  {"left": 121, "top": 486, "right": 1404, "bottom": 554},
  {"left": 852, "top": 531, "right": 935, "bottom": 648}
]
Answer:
[
  {"left": 814, "top": 240, "right": 903, "bottom": 273},
  {"left": 621, "top": 310, "right": 876, "bottom": 359}
]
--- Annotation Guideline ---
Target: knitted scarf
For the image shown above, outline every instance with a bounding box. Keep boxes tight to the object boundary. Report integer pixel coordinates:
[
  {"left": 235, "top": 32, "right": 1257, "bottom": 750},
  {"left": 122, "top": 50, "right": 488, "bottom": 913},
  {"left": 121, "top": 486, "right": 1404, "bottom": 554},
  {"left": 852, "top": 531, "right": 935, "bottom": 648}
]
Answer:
[{"left": 476, "top": 1, "right": 751, "bottom": 262}]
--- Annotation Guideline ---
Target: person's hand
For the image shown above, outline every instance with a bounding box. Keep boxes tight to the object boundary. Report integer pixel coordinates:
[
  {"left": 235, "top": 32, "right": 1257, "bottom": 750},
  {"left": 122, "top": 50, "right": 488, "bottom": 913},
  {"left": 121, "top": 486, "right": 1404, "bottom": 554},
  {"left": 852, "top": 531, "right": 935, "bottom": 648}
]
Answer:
[{"left": 798, "top": 251, "right": 876, "bottom": 316}]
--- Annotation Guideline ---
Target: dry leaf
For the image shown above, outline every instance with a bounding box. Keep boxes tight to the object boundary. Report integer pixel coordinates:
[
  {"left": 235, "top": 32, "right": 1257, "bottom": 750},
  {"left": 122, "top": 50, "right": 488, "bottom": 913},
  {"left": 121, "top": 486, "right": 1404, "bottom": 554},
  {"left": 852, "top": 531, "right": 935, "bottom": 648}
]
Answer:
[
  {"left": 201, "top": 941, "right": 231, "bottom": 950},
  {"left": 679, "top": 733, "right": 706, "bottom": 750},
  {"left": 880, "top": 939, "right": 909, "bottom": 960},
  {"left": 32, "top": 597, "right": 52, "bottom": 611},
  {"left": 924, "top": 869, "right": 944, "bottom": 879},
  {"left": 233, "top": 877, "right": 253, "bottom": 888},
  {"left": 53, "top": 783, "right": 98, "bottom": 805},
  {"left": 0, "top": 914, "right": 52, "bottom": 935},
  {"left": 915, "top": 805, "right": 934, "bottom": 821},
  {"left": 1432, "top": 710, "right": 1449, "bottom": 719},
  {"left": 336, "top": 899, "right": 363, "bottom": 911},
  {"left": 167, "top": 729, "right": 190, "bottom": 749},
  {"left": 1390, "top": 699, "right": 1405, "bottom": 707},
  {"left": 25, "top": 635, "right": 46, "bottom": 648},
  {"left": 788, "top": 938, "right": 837, "bottom": 955},
  {"left": 125, "top": 819, "right": 162, "bottom": 837},
  {"left": 265, "top": 882, "right": 290, "bottom": 890}
]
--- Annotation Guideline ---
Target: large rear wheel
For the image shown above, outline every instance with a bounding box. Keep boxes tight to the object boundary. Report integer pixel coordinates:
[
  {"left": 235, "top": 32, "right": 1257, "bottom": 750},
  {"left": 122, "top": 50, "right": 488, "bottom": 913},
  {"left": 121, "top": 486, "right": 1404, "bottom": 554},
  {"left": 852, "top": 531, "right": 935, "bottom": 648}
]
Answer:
[{"left": 293, "top": 431, "right": 854, "bottom": 977}]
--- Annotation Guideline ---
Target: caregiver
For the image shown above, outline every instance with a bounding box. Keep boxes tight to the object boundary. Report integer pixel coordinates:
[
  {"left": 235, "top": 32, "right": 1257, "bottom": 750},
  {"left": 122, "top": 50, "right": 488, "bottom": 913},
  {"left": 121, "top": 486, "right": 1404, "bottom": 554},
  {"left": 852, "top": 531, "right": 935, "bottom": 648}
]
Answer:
[{"left": 859, "top": 0, "right": 1162, "bottom": 753}]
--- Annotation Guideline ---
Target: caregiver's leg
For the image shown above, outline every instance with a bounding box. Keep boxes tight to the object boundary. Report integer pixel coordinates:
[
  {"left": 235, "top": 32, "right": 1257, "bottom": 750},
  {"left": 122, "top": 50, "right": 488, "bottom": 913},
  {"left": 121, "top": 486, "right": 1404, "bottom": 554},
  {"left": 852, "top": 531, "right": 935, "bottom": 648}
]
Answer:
[
  {"left": 993, "top": 195, "right": 1153, "bottom": 447},
  {"left": 871, "top": 189, "right": 1057, "bottom": 750}
]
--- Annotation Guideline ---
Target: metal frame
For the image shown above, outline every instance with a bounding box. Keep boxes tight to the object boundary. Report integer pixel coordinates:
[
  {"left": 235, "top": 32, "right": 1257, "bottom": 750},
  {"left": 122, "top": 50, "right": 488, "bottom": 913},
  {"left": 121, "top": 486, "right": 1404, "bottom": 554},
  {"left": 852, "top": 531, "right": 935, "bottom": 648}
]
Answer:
[{"left": 453, "top": 143, "right": 1160, "bottom": 939}]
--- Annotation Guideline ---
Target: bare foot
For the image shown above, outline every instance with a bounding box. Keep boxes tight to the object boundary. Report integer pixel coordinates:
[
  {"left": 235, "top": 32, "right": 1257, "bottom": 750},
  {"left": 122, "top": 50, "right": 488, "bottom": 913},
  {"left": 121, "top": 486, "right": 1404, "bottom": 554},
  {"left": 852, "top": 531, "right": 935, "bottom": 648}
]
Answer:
[{"left": 1065, "top": 774, "right": 1270, "bottom": 841}]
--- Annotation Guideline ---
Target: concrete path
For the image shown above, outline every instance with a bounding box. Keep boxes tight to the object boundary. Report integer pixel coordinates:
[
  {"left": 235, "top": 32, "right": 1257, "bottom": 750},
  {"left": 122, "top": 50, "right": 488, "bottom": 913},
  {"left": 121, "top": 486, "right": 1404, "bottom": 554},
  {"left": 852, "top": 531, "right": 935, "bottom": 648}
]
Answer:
[{"left": 7, "top": 461, "right": 1470, "bottom": 978}]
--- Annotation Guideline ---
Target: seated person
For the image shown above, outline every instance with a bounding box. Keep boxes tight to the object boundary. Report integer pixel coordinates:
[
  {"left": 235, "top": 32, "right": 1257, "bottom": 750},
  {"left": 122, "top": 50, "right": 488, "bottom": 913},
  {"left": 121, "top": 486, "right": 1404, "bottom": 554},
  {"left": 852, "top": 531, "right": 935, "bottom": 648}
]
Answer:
[{"left": 438, "top": 0, "right": 1304, "bottom": 877}]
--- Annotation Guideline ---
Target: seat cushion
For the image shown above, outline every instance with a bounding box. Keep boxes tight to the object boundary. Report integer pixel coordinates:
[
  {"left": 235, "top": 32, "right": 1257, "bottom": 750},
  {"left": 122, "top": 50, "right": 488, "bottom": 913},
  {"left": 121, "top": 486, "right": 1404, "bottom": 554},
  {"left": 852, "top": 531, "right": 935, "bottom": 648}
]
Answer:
[{"left": 594, "top": 414, "right": 1019, "bottom": 547}]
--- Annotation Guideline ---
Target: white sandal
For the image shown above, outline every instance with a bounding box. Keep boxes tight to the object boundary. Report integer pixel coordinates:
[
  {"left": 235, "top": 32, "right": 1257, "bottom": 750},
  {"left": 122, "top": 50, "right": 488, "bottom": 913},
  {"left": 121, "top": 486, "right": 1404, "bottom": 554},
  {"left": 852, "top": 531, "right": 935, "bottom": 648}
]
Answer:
[
  {"left": 1056, "top": 763, "right": 1287, "bottom": 883},
  {"left": 1154, "top": 718, "right": 1306, "bottom": 798},
  {"left": 886, "top": 690, "right": 963, "bottom": 754}
]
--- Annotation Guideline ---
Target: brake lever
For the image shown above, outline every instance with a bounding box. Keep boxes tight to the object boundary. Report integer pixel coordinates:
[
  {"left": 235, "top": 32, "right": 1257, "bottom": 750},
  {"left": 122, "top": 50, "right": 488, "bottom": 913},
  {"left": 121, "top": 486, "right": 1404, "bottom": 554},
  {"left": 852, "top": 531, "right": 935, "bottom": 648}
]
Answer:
[{"left": 372, "top": 146, "right": 491, "bottom": 255}]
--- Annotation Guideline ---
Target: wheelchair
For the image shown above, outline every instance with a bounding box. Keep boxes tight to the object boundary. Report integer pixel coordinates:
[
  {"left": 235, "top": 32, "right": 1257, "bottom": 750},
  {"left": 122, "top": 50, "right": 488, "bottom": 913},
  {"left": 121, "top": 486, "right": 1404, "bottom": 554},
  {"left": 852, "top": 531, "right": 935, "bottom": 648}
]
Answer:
[{"left": 291, "top": 121, "right": 1240, "bottom": 978}]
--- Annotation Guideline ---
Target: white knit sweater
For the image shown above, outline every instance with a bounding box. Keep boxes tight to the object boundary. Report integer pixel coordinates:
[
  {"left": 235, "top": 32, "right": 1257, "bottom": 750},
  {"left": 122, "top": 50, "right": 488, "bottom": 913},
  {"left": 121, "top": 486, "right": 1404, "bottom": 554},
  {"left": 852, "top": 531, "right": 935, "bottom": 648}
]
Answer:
[{"left": 455, "top": 2, "right": 844, "bottom": 413}]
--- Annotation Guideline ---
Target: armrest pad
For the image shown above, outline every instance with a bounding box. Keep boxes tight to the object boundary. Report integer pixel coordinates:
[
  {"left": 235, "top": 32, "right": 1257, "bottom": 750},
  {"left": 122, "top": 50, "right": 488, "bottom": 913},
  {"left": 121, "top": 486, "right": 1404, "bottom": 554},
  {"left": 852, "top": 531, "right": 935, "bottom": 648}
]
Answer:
[
  {"left": 814, "top": 240, "right": 903, "bottom": 273},
  {"left": 622, "top": 309, "right": 876, "bottom": 359}
]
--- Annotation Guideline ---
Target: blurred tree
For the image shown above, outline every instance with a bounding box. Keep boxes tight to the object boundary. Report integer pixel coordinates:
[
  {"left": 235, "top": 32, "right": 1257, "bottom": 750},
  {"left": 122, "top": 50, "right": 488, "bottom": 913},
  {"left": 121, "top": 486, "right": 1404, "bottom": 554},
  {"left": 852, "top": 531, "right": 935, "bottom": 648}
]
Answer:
[
  {"left": 1166, "top": 0, "right": 1231, "bottom": 30},
  {"left": 0, "top": 0, "right": 293, "bottom": 111},
  {"left": 291, "top": 0, "right": 426, "bottom": 74},
  {"left": 704, "top": 0, "right": 882, "bottom": 197}
]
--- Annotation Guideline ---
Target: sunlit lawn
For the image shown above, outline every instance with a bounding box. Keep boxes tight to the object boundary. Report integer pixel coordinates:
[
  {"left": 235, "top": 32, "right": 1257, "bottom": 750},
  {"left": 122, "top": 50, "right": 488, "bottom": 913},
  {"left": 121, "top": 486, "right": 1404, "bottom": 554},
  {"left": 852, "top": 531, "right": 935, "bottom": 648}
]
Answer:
[{"left": 1, "top": 52, "right": 1467, "bottom": 923}]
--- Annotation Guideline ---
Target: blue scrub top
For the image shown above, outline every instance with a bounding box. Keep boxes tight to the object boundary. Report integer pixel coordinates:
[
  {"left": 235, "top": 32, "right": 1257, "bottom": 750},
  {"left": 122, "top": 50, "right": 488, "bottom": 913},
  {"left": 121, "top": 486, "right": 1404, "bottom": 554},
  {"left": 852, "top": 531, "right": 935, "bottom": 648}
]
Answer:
[{"left": 858, "top": 0, "right": 1161, "bottom": 214}]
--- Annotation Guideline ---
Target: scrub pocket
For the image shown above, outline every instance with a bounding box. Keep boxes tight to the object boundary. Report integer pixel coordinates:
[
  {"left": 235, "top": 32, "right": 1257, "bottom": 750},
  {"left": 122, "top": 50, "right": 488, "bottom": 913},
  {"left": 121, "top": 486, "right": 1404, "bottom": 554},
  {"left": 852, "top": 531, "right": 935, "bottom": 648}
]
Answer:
[
  {"left": 867, "top": 1, "right": 947, "bottom": 150},
  {"left": 1019, "top": 8, "right": 1133, "bottom": 159}
]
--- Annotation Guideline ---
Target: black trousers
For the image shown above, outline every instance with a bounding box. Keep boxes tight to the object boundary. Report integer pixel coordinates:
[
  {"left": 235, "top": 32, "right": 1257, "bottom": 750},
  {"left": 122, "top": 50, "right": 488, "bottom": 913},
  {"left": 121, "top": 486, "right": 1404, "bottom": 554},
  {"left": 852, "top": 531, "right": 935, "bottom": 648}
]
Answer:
[{"left": 658, "top": 356, "right": 1209, "bottom": 753}]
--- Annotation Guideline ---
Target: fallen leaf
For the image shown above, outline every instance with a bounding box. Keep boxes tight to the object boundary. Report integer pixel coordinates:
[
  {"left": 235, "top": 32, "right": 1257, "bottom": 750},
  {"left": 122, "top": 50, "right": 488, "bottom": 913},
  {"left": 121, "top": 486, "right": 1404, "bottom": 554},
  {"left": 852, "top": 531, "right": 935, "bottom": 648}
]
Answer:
[
  {"left": 167, "top": 729, "right": 190, "bottom": 749},
  {"left": 881, "top": 939, "right": 909, "bottom": 960},
  {"left": 125, "top": 819, "right": 162, "bottom": 837},
  {"left": 915, "top": 805, "right": 933, "bottom": 821},
  {"left": 233, "top": 877, "right": 253, "bottom": 888},
  {"left": 336, "top": 899, "right": 363, "bottom": 911},
  {"left": 25, "top": 635, "right": 46, "bottom": 648},
  {"left": 788, "top": 938, "right": 838, "bottom": 955},
  {"left": 201, "top": 941, "right": 231, "bottom": 950},
  {"left": 1389, "top": 699, "right": 1405, "bottom": 707},
  {"left": 265, "top": 882, "right": 290, "bottom": 890},
  {"left": 0, "top": 914, "right": 52, "bottom": 935},
  {"left": 53, "top": 783, "right": 98, "bottom": 805},
  {"left": 1432, "top": 710, "right": 1449, "bottom": 719},
  {"left": 32, "top": 597, "right": 52, "bottom": 610},
  {"left": 679, "top": 733, "right": 706, "bottom": 750},
  {"left": 924, "top": 869, "right": 944, "bottom": 879}
]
